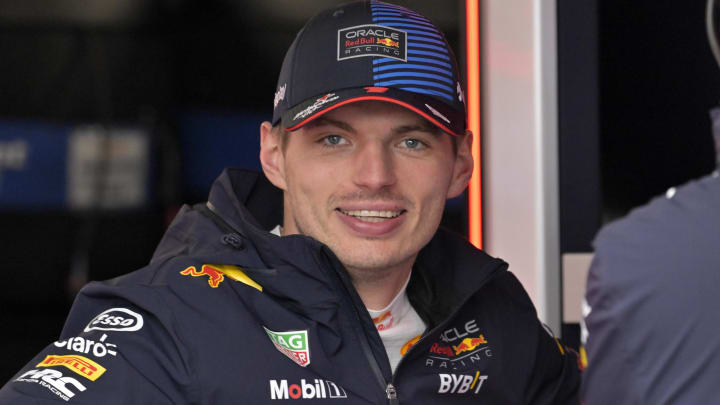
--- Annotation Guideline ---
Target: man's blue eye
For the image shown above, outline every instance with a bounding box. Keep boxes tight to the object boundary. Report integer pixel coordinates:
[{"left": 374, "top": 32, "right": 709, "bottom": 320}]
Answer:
[
  {"left": 403, "top": 139, "right": 422, "bottom": 149},
  {"left": 326, "top": 135, "right": 342, "bottom": 145}
]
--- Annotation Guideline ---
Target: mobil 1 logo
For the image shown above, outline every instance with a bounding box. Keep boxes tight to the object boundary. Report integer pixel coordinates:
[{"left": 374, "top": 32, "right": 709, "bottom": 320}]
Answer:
[{"left": 338, "top": 24, "right": 407, "bottom": 61}]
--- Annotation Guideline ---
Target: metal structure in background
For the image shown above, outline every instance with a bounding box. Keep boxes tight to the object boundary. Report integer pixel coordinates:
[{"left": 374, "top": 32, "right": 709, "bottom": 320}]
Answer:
[{"left": 480, "top": 0, "right": 561, "bottom": 331}]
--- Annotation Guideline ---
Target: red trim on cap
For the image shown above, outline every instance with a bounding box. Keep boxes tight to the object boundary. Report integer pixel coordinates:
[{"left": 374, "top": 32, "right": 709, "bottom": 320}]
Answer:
[{"left": 286, "top": 96, "right": 462, "bottom": 136}]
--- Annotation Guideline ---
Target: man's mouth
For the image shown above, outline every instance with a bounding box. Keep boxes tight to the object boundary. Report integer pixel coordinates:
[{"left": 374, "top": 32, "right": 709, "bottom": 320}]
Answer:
[{"left": 337, "top": 208, "right": 405, "bottom": 223}]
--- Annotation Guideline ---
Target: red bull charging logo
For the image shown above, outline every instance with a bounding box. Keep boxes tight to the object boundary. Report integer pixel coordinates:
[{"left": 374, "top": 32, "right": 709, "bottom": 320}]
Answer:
[
  {"left": 452, "top": 336, "right": 488, "bottom": 355},
  {"left": 376, "top": 37, "right": 399, "bottom": 47},
  {"left": 180, "top": 265, "right": 225, "bottom": 288}
]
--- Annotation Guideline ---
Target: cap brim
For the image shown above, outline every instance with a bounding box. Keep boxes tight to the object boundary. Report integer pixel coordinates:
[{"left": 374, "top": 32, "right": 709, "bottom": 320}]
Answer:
[{"left": 281, "top": 87, "right": 465, "bottom": 136}]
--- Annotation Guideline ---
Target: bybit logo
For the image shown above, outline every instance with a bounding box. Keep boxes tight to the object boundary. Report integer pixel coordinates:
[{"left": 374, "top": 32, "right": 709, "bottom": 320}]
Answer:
[{"left": 438, "top": 372, "right": 488, "bottom": 395}]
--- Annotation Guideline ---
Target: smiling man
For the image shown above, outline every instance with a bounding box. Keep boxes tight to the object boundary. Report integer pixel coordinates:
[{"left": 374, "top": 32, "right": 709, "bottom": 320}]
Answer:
[
  {"left": 260, "top": 101, "right": 471, "bottom": 310},
  {"left": 0, "top": 1, "right": 579, "bottom": 404}
]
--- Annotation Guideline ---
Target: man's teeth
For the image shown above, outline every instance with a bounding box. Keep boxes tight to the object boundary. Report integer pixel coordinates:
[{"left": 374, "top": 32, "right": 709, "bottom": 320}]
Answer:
[{"left": 340, "top": 209, "right": 402, "bottom": 222}]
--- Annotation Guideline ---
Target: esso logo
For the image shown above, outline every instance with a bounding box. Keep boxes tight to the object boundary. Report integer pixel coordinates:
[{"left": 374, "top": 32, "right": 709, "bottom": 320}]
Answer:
[{"left": 84, "top": 308, "right": 144, "bottom": 333}]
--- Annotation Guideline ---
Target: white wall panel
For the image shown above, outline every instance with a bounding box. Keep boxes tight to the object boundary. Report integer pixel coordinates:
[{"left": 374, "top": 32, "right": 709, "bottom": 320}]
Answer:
[{"left": 480, "top": 0, "right": 560, "bottom": 331}]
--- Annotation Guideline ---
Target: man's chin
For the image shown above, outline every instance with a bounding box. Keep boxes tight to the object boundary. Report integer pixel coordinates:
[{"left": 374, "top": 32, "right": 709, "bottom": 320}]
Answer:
[{"left": 332, "top": 246, "right": 414, "bottom": 276}]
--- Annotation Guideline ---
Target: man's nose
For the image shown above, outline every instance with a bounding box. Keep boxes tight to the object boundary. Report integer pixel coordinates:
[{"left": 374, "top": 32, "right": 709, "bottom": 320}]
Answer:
[{"left": 351, "top": 143, "right": 397, "bottom": 190}]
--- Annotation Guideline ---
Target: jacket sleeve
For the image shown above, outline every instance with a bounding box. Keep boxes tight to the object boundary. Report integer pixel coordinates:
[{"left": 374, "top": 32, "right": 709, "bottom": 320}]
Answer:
[
  {"left": 0, "top": 282, "right": 197, "bottom": 404},
  {"left": 497, "top": 272, "right": 581, "bottom": 404},
  {"left": 523, "top": 320, "right": 581, "bottom": 405}
]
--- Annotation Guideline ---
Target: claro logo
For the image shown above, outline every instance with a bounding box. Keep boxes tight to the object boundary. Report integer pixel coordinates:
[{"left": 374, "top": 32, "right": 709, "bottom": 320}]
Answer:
[{"left": 84, "top": 308, "right": 144, "bottom": 333}]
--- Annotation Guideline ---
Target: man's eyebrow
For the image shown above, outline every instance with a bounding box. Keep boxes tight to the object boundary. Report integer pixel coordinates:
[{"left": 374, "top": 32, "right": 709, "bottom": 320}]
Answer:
[
  {"left": 305, "top": 117, "right": 355, "bottom": 133},
  {"left": 392, "top": 123, "right": 442, "bottom": 138}
]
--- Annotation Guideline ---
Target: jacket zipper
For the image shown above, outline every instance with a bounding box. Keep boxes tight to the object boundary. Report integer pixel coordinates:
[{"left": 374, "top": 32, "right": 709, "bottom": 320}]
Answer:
[
  {"left": 319, "top": 246, "right": 401, "bottom": 404},
  {"left": 385, "top": 383, "right": 398, "bottom": 404}
]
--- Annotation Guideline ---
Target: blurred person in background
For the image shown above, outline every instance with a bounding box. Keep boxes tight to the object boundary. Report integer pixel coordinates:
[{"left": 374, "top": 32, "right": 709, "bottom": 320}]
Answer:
[
  {"left": 0, "top": 1, "right": 579, "bottom": 403},
  {"left": 581, "top": 0, "right": 720, "bottom": 402}
]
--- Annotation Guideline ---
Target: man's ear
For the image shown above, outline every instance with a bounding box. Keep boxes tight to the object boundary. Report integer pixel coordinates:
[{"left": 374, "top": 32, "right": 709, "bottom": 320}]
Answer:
[
  {"left": 446, "top": 130, "right": 474, "bottom": 199},
  {"left": 259, "top": 121, "right": 287, "bottom": 190}
]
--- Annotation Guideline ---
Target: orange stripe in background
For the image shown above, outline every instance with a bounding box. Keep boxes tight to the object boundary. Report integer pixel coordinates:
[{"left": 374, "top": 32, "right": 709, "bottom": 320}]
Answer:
[{"left": 466, "top": 0, "right": 483, "bottom": 249}]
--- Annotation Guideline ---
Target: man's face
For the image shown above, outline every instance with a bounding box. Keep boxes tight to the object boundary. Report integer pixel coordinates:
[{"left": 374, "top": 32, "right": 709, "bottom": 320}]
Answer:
[{"left": 261, "top": 101, "right": 472, "bottom": 279}]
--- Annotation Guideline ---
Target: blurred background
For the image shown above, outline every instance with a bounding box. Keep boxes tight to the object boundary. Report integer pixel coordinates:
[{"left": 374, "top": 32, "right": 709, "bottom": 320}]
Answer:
[{"left": 0, "top": 0, "right": 718, "bottom": 382}]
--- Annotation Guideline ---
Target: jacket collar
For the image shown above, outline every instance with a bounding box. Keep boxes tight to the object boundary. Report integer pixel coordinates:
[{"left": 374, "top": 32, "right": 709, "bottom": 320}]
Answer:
[{"left": 201, "top": 168, "right": 505, "bottom": 327}]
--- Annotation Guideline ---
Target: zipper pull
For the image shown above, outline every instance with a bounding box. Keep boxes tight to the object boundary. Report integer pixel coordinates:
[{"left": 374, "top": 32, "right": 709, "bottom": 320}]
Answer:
[{"left": 386, "top": 383, "right": 399, "bottom": 404}]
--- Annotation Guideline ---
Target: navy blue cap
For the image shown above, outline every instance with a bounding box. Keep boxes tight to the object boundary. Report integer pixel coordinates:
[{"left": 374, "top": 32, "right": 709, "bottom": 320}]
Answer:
[{"left": 271, "top": 0, "right": 466, "bottom": 136}]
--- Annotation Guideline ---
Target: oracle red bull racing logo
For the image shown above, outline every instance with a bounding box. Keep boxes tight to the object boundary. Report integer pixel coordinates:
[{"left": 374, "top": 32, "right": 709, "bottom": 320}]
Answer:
[
  {"left": 426, "top": 319, "right": 492, "bottom": 370},
  {"left": 180, "top": 265, "right": 225, "bottom": 288},
  {"left": 338, "top": 24, "right": 407, "bottom": 61}
]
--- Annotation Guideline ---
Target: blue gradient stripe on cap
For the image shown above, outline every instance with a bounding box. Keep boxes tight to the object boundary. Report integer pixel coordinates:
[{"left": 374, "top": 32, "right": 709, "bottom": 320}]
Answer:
[
  {"left": 370, "top": 1, "right": 455, "bottom": 101},
  {"left": 373, "top": 62, "right": 451, "bottom": 76}
]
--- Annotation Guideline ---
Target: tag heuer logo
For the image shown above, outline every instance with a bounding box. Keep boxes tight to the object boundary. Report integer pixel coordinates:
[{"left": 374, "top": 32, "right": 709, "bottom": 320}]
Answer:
[{"left": 263, "top": 327, "right": 311, "bottom": 367}]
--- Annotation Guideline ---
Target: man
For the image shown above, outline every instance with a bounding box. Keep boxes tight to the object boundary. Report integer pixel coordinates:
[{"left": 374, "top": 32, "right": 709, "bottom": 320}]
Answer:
[
  {"left": 0, "top": 1, "right": 579, "bottom": 403},
  {"left": 581, "top": 2, "right": 720, "bottom": 402},
  {"left": 581, "top": 142, "right": 720, "bottom": 404}
]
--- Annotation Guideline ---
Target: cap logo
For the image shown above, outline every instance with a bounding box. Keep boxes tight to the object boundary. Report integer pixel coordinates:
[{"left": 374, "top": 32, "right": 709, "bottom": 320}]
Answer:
[
  {"left": 338, "top": 24, "right": 407, "bottom": 62},
  {"left": 364, "top": 86, "right": 388, "bottom": 93},
  {"left": 293, "top": 93, "right": 340, "bottom": 120},
  {"left": 425, "top": 103, "right": 451, "bottom": 124},
  {"left": 274, "top": 83, "right": 286, "bottom": 109}
]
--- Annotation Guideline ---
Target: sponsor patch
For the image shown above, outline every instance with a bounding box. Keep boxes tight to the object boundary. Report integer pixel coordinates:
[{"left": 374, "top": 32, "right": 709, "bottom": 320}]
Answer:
[
  {"left": 180, "top": 265, "right": 225, "bottom": 288},
  {"left": 438, "top": 372, "right": 488, "bottom": 395},
  {"left": 338, "top": 24, "right": 407, "bottom": 61},
  {"left": 400, "top": 334, "right": 422, "bottom": 356},
  {"left": 452, "top": 336, "right": 488, "bottom": 355},
  {"left": 54, "top": 333, "right": 118, "bottom": 358},
  {"left": 425, "top": 319, "right": 492, "bottom": 371},
  {"left": 274, "top": 83, "right": 287, "bottom": 109},
  {"left": 37, "top": 355, "right": 106, "bottom": 381},
  {"left": 269, "top": 378, "right": 347, "bottom": 400},
  {"left": 84, "top": 308, "right": 143, "bottom": 333},
  {"left": 180, "top": 264, "right": 262, "bottom": 291},
  {"left": 440, "top": 319, "right": 481, "bottom": 343},
  {"left": 263, "top": 327, "right": 311, "bottom": 367},
  {"left": 372, "top": 310, "right": 394, "bottom": 331},
  {"left": 15, "top": 369, "right": 86, "bottom": 402},
  {"left": 293, "top": 93, "right": 340, "bottom": 121}
]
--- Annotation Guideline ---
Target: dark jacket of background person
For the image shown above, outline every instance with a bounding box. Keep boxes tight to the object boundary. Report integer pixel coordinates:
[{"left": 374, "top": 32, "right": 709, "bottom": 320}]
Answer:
[
  {"left": 581, "top": 109, "right": 720, "bottom": 403},
  {"left": 0, "top": 169, "right": 580, "bottom": 404}
]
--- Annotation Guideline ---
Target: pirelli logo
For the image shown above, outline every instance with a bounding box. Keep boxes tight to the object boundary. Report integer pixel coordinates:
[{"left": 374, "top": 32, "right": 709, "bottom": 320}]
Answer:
[{"left": 37, "top": 354, "right": 107, "bottom": 381}]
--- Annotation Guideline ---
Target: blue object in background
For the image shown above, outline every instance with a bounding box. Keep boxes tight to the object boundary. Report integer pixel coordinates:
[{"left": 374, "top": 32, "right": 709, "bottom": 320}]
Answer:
[
  {"left": 178, "top": 110, "right": 268, "bottom": 200},
  {"left": 0, "top": 120, "right": 70, "bottom": 209}
]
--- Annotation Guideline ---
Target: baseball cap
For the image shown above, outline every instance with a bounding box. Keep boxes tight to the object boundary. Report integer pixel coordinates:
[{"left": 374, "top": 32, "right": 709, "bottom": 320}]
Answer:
[{"left": 271, "top": 0, "right": 466, "bottom": 136}]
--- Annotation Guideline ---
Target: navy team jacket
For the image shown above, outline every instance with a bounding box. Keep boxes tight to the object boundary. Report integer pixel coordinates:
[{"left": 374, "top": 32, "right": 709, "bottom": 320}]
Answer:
[{"left": 0, "top": 169, "right": 579, "bottom": 404}]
